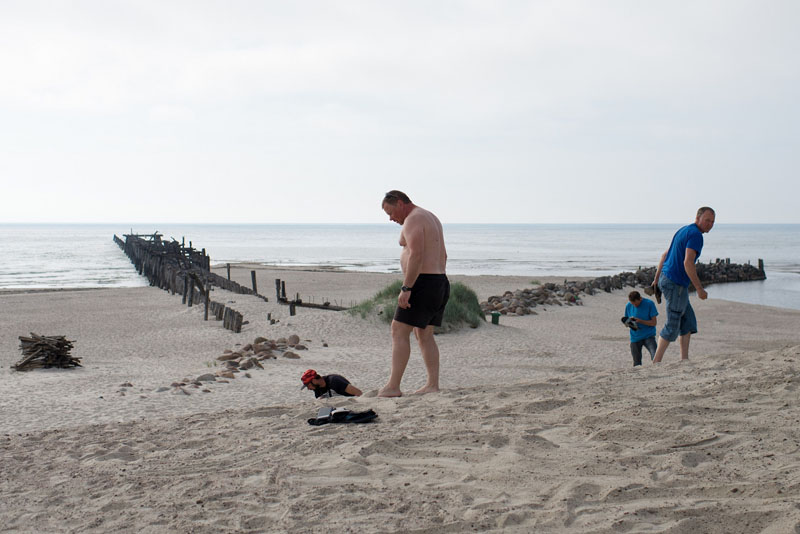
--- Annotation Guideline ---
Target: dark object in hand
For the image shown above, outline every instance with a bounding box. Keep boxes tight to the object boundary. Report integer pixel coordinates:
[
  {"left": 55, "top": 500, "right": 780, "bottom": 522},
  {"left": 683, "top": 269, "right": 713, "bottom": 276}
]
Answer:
[{"left": 621, "top": 316, "right": 639, "bottom": 331}]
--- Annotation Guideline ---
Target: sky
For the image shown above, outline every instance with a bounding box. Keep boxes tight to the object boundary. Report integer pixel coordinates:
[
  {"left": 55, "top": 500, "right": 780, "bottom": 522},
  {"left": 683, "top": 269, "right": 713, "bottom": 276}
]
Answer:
[{"left": 1, "top": 1, "right": 798, "bottom": 224}]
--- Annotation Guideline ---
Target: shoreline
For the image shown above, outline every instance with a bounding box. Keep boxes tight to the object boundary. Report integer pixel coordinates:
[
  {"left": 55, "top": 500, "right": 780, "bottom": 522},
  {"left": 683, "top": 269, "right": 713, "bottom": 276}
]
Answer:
[{"left": 5, "top": 260, "right": 799, "bottom": 311}]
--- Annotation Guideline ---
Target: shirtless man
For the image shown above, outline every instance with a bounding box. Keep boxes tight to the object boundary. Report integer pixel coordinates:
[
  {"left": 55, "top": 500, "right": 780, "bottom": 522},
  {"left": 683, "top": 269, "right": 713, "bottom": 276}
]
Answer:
[{"left": 378, "top": 190, "right": 449, "bottom": 397}]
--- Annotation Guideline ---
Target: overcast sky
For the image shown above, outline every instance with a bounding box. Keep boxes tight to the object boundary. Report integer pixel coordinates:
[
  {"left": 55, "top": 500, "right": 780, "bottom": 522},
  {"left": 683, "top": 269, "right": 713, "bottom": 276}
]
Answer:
[{"left": 1, "top": 1, "right": 798, "bottom": 224}]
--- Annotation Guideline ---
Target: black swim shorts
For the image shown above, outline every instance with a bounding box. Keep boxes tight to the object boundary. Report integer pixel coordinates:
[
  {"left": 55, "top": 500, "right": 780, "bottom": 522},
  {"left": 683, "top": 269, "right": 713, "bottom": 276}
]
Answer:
[{"left": 394, "top": 274, "right": 450, "bottom": 328}]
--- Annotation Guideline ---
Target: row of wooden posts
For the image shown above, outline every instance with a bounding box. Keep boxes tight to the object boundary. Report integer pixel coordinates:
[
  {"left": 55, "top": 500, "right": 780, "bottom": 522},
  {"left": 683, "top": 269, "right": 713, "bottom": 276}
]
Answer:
[
  {"left": 114, "top": 233, "right": 260, "bottom": 333},
  {"left": 115, "top": 232, "right": 350, "bottom": 331}
]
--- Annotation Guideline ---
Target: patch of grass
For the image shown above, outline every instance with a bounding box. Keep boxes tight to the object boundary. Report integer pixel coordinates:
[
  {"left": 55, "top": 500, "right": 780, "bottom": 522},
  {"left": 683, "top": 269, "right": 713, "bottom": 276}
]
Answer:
[
  {"left": 349, "top": 279, "right": 485, "bottom": 332},
  {"left": 441, "top": 282, "right": 485, "bottom": 330},
  {"left": 530, "top": 279, "right": 541, "bottom": 285},
  {"left": 348, "top": 280, "right": 403, "bottom": 320}
]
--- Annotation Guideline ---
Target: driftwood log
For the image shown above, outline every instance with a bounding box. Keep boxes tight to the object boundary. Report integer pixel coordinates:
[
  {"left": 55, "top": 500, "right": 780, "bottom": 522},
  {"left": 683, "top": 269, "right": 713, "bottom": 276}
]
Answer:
[{"left": 13, "top": 333, "right": 81, "bottom": 371}]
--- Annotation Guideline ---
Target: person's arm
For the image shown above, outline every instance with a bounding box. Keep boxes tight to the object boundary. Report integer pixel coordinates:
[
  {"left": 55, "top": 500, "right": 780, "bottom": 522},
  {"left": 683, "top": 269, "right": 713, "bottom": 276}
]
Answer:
[
  {"left": 344, "top": 384, "right": 362, "bottom": 396},
  {"left": 652, "top": 249, "right": 668, "bottom": 288},
  {"left": 684, "top": 248, "right": 707, "bottom": 299},
  {"left": 632, "top": 316, "right": 657, "bottom": 327},
  {"left": 398, "top": 220, "right": 424, "bottom": 309}
]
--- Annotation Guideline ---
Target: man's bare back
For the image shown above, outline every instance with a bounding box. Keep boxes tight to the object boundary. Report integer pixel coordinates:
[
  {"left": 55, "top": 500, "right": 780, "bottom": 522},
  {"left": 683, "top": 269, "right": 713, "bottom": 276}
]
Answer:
[{"left": 399, "top": 206, "right": 447, "bottom": 277}]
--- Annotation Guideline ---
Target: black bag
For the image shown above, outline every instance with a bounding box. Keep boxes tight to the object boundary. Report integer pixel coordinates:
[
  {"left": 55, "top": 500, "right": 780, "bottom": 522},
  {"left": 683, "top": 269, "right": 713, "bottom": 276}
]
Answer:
[{"left": 307, "top": 407, "right": 378, "bottom": 426}]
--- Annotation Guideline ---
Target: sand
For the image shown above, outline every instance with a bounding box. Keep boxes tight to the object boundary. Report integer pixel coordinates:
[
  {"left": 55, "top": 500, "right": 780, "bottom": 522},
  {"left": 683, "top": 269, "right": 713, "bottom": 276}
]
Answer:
[{"left": 1, "top": 265, "right": 800, "bottom": 533}]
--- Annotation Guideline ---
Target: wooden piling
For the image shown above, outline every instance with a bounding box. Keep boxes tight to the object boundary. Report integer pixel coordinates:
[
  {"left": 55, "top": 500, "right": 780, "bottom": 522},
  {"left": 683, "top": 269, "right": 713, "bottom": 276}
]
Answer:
[
  {"left": 204, "top": 280, "right": 210, "bottom": 320},
  {"left": 251, "top": 270, "right": 258, "bottom": 294}
]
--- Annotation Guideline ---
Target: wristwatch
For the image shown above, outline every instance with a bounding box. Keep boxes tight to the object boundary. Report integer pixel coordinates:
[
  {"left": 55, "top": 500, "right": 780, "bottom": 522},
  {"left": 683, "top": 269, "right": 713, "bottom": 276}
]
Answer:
[{"left": 401, "top": 285, "right": 413, "bottom": 292}]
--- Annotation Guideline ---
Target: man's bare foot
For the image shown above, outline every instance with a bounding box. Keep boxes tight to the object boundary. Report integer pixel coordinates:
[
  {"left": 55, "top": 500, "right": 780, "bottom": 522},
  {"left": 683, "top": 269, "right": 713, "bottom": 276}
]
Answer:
[
  {"left": 378, "top": 386, "right": 403, "bottom": 398},
  {"left": 414, "top": 385, "right": 440, "bottom": 395}
]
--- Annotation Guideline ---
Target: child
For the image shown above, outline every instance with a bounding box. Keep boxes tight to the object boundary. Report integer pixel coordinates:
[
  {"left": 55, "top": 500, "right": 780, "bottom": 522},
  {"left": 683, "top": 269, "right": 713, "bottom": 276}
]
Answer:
[{"left": 623, "top": 291, "right": 659, "bottom": 366}]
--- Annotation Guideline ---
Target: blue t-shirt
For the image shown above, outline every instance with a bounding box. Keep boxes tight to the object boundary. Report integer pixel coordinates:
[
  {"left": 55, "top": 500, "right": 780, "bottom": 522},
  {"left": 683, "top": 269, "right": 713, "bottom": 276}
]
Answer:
[
  {"left": 625, "top": 298, "right": 658, "bottom": 342},
  {"left": 663, "top": 223, "right": 704, "bottom": 287}
]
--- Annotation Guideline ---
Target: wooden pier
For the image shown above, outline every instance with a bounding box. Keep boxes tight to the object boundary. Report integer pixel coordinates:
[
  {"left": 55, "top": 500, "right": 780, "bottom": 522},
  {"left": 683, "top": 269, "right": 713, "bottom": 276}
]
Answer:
[{"left": 113, "top": 232, "right": 268, "bottom": 333}]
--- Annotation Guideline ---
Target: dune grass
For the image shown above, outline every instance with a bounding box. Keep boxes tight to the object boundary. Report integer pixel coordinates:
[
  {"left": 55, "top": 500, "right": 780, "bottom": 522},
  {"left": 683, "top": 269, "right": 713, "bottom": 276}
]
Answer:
[{"left": 349, "top": 280, "right": 485, "bottom": 332}]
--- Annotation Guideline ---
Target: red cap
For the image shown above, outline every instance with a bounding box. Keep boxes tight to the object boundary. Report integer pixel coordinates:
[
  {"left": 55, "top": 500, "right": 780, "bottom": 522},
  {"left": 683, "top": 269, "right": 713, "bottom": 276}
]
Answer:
[{"left": 300, "top": 369, "right": 319, "bottom": 388}]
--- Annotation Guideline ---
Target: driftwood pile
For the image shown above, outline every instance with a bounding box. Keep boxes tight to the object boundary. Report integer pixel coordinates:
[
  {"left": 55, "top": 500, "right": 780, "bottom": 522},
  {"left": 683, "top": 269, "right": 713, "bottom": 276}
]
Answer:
[{"left": 13, "top": 333, "right": 81, "bottom": 371}]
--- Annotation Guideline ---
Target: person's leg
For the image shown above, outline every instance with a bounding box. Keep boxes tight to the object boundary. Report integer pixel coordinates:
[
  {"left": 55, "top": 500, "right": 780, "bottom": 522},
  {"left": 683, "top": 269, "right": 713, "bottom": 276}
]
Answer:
[
  {"left": 679, "top": 332, "right": 691, "bottom": 360},
  {"left": 652, "top": 335, "right": 671, "bottom": 363},
  {"left": 678, "top": 302, "right": 697, "bottom": 360},
  {"left": 379, "top": 320, "right": 414, "bottom": 397},
  {"left": 630, "top": 341, "right": 643, "bottom": 367},
  {"left": 654, "top": 276, "right": 685, "bottom": 363},
  {"left": 643, "top": 336, "right": 658, "bottom": 361},
  {"left": 414, "top": 325, "right": 440, "bottom": 393}
]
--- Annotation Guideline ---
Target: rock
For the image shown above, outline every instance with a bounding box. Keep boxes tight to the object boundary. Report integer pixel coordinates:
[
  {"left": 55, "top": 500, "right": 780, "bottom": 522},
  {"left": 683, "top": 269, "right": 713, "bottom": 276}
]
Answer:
[
  {"left": 239, "top": 358, "right": 254, "bottom": 370},
  {"left": 293, "top": 344, "right": 308, "bottom": 350},
  {"left": 288, "top": 334, "right": 300, "bottom": 345},
  {"left": 224, "top": 360, "right": 240, "bottom": 369},
  {"left": 170, "top": 382, "right": 184, "bottom": 387},
  {"left": 282, "top": 351, "right": 300, "bottom": 359},
  {"left": 276, "top": 337, "right": 288, "bottom": 344},
  {"left": 256, "top": 351, "right": 276, "bottom": 360},
  {"left": 242, "top": 344, "right": 253, "bottom": 352},
  {"left": 254, "top": 336, "right": 268, "bottom": 344},
  {"left": 119, "top": 382, "right": 133, "bottom": 387},
  {"left": 196, "top": 374, "right": 216, "bottom": 382},
  {"left": 323, "top": 343, "right": 328, "bottom": 347},
  {"left": 216, "top": 371, "right": 235, "bottom": 379},
  {"left": 155, "top": 387, "right": 170, "bottom": 393},
  {"left": 217, "top": 353, "right": 240, "bottom": 361},
  {"left": 201, "top": 389, "right": 211, "bottom": 393}
]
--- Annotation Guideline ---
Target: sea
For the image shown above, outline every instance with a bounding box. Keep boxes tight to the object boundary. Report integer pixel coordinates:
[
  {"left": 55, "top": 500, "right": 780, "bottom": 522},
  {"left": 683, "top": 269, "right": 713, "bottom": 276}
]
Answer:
[{"left": 1, "top": 223, "right": 799, "bottom": 310}]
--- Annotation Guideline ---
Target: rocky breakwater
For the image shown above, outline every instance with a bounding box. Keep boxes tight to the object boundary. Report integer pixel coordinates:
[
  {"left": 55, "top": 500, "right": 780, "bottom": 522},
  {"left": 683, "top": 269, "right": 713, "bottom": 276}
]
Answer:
[
  {"left": 697, "top": 259, "right": 767, "bottom": 287},
  {"left": 481, "top": 282, "right": 588, "bottom": 317},
  {"left": 481, "top": 272, "right": 659, "bottom": 317},
  {"left": 481, "top": 260, "right": 765, "bottom": 317}
]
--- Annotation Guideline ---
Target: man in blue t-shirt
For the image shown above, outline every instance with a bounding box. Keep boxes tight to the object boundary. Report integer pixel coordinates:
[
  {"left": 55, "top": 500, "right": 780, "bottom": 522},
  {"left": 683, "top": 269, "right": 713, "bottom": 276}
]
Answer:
[
  {"left": 651, "top": 207, "right": 716, "bottom": 363},
  {"left": 623, "top": 291, "right": 659, "bottom": 366}
]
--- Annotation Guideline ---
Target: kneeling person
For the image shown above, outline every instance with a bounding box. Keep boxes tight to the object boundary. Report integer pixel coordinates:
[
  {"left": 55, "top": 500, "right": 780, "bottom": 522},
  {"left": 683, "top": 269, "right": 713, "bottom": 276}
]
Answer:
[
  {"left": 300, "top": 369, "right": 362, "bottom": 398},
  {"left": 624, "top": 291, "right": 659, "bottom": 367}
]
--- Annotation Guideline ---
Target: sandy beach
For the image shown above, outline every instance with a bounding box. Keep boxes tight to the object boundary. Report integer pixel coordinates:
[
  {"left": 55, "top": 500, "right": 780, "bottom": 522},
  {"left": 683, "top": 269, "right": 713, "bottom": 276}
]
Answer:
[{"left": 2, "top": 265, "right": 800, "bottom": 533}]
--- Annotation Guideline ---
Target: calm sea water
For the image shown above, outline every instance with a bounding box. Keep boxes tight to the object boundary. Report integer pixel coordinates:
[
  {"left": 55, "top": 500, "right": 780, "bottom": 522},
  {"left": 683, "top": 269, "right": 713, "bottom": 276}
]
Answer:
[{"left": 1, "top": 223, "right": 798, "bottom": 310}]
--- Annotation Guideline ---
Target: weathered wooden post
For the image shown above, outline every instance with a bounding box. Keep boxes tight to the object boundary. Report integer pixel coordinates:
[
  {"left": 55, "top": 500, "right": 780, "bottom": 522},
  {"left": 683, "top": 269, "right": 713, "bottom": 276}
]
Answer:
[
  {"left": 227, "top": 263, "right": 231, "bottom": 281},
  {"left": 204, "top": 280, "right": 210, "bottom": 321},
  {"left": 251, "top": 270, "right": 258, "bottom": 294},
  {"left": 281, "top": 281, "right": 286, "bottom": 299},
  {"left": 275, "top": 279, "right": 281, "bottom": 301},
  {"left": 182, "top": 275, "right": 188, "bottom": 304},
  {"left": 289, "top": 302, "right": 296, "bottom": 316},
  {"left": 758, "top": 259, "right": 764, "bottom": 272},
  {"left": 187, "top": 279, "right": 194, "bottom": 307}
]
